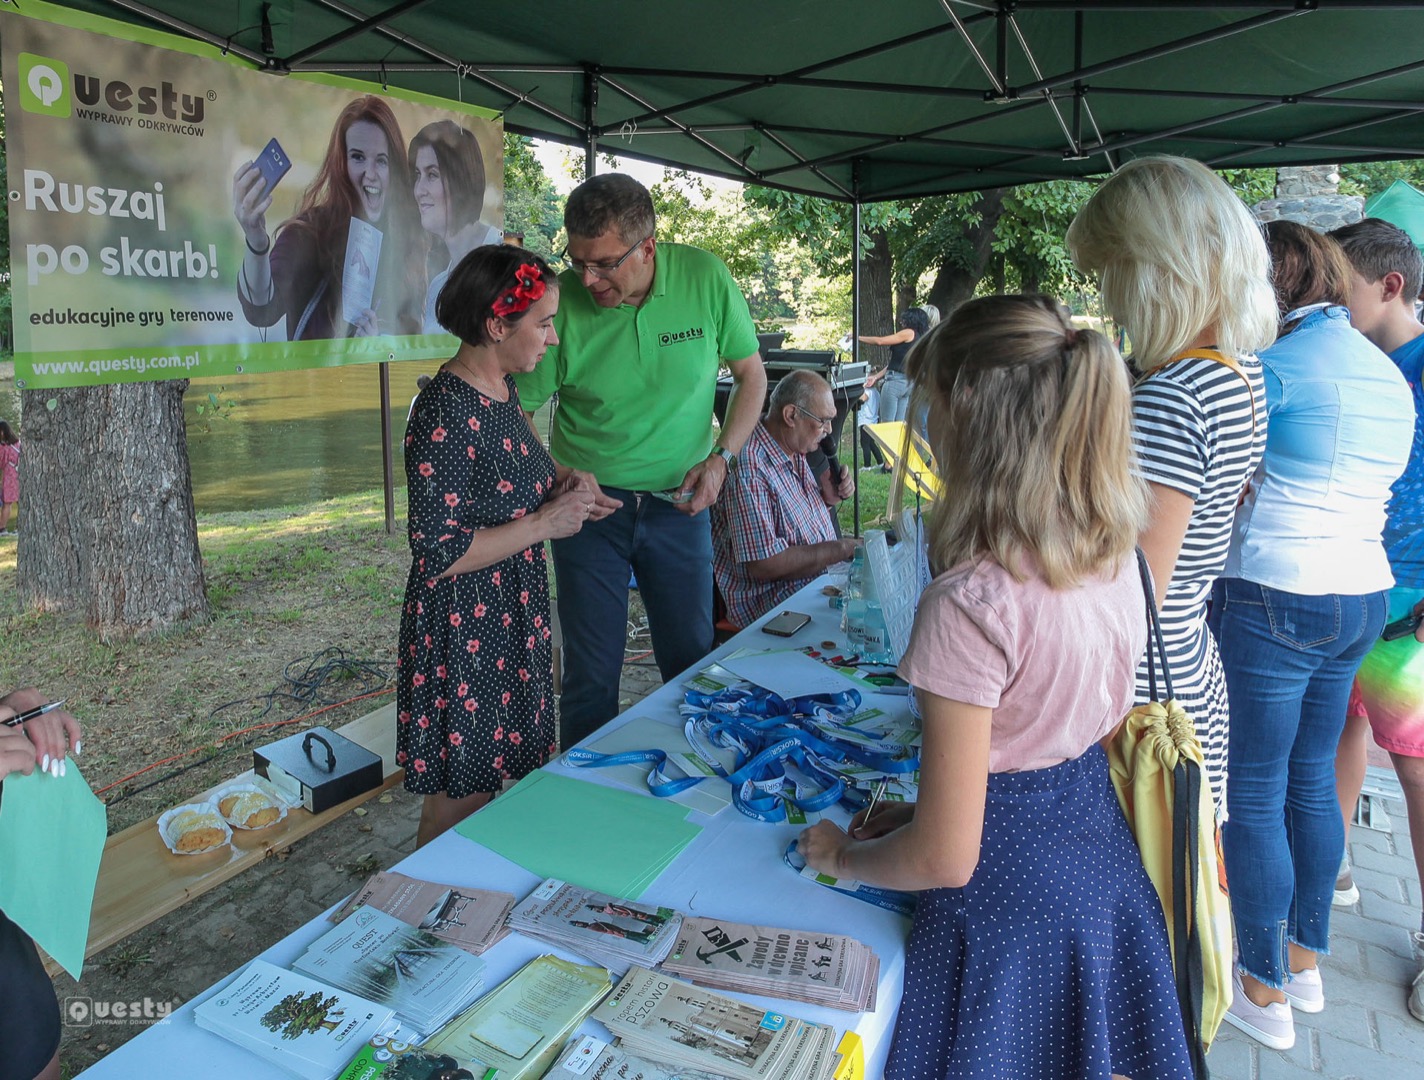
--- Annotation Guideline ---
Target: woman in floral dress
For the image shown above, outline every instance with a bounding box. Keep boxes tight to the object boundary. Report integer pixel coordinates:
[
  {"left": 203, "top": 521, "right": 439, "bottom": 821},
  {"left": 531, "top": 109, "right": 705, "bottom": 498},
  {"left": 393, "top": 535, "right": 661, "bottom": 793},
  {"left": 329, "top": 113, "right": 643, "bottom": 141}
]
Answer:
[{"left": 397, "top": 247, "right": 614, "bottom": 846}]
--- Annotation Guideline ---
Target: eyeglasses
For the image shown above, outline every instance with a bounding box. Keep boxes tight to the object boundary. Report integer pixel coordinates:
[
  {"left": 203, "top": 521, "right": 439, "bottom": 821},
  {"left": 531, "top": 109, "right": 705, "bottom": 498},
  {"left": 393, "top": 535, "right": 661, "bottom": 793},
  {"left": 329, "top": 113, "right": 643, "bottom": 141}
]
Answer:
[
  {"left": 561, "top": 235, "right": 652, "bottom": 278},
  {"left": 794, "top": 404, "right": 836, "bottom": 429}
]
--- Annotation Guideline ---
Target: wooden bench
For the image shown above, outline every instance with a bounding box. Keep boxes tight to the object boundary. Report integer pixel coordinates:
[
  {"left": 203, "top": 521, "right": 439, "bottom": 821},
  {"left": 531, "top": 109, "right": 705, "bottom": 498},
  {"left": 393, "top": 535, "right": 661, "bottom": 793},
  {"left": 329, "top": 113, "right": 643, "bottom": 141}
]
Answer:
[{"left": 44, "top": 705, "right": 403, "bottom": 976}]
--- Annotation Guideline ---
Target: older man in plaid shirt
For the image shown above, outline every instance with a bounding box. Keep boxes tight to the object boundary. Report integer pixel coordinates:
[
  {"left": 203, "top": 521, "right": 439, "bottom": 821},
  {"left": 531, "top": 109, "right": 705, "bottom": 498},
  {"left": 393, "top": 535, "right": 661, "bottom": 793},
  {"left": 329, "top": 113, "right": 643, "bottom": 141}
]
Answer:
[{"left": 712, "top": 370, "right": 860, "bottom": 628}]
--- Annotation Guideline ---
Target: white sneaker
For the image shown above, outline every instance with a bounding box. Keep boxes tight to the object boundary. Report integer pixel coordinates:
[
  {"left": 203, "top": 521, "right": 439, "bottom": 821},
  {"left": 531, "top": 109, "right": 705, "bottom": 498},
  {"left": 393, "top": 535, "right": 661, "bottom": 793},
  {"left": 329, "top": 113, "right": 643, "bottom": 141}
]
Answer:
[
  {"left": 1333, "top": 856, "right": 1359, "bottom": 907},
  {"left": 1410, "top": 932, "right": 1424, "bottom": 1023},
  {"left": 1224, "top": 968, "right": 1296, "bottom": 1050},
  {"left": 1282, "top": 965, "right": 1324, "bottom": 1014}
]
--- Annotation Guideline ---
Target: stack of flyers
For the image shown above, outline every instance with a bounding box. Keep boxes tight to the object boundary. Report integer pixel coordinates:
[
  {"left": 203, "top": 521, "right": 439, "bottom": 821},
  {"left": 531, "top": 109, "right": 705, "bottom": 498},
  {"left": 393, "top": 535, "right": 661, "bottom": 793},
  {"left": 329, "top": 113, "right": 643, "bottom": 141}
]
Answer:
[
  {"left": 331, "top": 870, "right": 515, "bottom": 955},
  {"left": 592, "top": 967, "right": 840, "bottom": 1080},
  {"left": 507, "top": 878, "right": 682, "bottom": 974},
  {"left": 546, "top": 1034, "right": 728, "bottom": 1080},
  {"left": 293, "top": 906, "right": 485, "bottom": 1042},
  {"left": 193, "top": 959, "right": 393, "bottom": 1080},
  {"left": 660, "top": 917, "right": 879, "bottom": 1013},
  {"left": 423, "top": 954, "right": 611, "bottom": 1079}
]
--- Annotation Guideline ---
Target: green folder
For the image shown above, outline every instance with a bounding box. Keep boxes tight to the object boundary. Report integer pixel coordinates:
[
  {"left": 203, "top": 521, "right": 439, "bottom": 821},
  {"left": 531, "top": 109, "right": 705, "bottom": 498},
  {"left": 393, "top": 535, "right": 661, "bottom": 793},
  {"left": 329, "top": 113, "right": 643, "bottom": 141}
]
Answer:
[
  {"left": 454, "top": 771, "right": 701, "bottom": 899},
  {"left": 0, "top": 764, "right": 108, "bottom": 979}
]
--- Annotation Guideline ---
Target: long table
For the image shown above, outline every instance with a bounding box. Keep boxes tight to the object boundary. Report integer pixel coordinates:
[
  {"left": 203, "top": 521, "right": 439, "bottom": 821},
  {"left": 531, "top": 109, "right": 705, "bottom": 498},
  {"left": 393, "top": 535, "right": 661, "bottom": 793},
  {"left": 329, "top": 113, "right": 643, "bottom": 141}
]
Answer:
[{"left": 79, "top": 578, "right": 910, "bottom": 1077}]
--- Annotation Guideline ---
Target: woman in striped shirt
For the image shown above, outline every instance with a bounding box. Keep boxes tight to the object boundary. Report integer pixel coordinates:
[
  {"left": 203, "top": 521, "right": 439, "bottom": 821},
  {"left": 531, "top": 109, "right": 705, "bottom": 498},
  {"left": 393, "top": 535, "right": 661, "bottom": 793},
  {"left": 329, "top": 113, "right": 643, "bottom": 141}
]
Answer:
[{"left": 1067, "top": 156, "right": 1278, "bottom": 812}]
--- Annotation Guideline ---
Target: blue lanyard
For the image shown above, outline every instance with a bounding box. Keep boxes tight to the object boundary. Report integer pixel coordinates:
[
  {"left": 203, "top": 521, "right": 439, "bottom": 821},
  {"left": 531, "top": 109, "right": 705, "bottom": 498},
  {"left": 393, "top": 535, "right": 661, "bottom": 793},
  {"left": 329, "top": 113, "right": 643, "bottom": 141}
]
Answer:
[
  {"left": 783, "top": 840, "right": 917, "bottom": 917},
  {"left": 569, "top": 683, "right": 920, "bottom": 824}
]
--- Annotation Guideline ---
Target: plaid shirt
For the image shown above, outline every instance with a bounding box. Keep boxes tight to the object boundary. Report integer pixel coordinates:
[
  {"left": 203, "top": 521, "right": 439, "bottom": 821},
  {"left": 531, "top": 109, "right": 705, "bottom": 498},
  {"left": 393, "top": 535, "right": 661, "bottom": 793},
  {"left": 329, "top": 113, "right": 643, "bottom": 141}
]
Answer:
[{"left": 712, "top": 421, "right": 836, "bottom": 627}]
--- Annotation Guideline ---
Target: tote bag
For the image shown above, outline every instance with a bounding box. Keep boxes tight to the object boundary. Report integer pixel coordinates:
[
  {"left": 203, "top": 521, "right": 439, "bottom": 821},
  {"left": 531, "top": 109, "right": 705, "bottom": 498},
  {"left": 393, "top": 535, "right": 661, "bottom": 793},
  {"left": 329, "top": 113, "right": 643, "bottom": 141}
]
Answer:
[{"left": 1107, "top": 552, "right": 1234, "bottom": 1076}]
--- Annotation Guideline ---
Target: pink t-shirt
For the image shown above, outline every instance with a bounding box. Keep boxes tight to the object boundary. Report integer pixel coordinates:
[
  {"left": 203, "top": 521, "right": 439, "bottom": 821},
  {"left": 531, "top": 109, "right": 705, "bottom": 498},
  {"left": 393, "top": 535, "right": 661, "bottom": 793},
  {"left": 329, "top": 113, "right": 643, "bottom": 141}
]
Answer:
[{"left": 899, "top": 554, "right": 1147, "bottom": 773}]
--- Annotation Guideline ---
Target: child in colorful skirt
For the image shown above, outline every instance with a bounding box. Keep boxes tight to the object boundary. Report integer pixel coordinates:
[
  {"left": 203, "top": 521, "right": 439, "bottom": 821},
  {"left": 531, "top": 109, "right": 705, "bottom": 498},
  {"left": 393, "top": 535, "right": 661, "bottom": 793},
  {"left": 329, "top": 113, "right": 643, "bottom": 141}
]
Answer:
[{"left": 798, "top": 294, "right": 1193, "bottom": 1079}]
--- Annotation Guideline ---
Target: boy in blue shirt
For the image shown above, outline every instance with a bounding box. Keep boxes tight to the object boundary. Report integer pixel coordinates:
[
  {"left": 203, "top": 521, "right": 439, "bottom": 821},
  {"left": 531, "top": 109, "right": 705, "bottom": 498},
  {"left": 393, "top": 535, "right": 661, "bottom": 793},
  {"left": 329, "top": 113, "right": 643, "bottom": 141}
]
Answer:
[{"left": 1331, "top": 216, "right": 1424, "bottom": 1024}]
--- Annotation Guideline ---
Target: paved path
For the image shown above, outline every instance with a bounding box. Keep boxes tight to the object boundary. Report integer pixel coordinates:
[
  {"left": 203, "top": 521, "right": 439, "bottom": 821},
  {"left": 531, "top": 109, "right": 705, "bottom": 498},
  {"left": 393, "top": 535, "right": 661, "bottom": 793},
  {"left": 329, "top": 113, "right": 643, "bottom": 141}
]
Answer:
[{"left": 1209, "top": 799, "right": 1424, "bottom": 1079}]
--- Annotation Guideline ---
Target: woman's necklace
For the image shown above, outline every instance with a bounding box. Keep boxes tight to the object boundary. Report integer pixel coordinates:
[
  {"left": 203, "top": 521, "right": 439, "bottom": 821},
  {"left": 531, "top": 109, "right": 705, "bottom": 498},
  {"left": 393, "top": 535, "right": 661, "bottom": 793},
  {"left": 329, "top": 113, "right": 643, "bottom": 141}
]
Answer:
[{"left": 447, "top": 356, "right": 507, "bottom": 401}]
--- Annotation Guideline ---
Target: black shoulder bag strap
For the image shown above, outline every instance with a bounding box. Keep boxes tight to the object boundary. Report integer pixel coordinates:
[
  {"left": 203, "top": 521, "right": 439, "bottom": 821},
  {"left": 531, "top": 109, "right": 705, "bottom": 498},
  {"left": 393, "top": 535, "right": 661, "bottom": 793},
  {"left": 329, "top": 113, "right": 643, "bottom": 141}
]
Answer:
[{"left": 1137, "top": 549, "right": 1209, "bottom": 1080}]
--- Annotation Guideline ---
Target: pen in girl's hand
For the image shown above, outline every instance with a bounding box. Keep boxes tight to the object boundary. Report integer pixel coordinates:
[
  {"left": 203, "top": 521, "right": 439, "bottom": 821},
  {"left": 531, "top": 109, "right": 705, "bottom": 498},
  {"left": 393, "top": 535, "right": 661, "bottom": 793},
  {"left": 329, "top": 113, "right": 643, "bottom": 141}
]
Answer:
[
  {"left": 2, "top": 699, "right": 66, "bottom": 727},
  {"left": 856, "top": 778, "right": 888, "bottom": 835}
]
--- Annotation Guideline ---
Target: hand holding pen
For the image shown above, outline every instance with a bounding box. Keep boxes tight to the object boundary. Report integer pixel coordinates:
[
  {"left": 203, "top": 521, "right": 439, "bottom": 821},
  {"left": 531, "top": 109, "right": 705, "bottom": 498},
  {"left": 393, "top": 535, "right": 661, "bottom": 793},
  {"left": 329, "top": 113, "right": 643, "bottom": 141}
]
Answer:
[
  {"left": 2, "top": 699, "right": 65, "bottom": 727},
  {"left": 849, "top": 779, "right": 916, "bottom": 838},
  {"left": 0, "top": 689, "right": 82, "bottom": 778}
]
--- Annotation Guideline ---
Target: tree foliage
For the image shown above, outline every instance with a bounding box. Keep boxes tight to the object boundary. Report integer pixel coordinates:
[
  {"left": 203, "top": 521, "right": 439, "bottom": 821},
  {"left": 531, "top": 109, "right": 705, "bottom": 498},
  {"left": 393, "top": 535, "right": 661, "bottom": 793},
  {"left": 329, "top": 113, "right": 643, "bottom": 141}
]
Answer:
[
  {"left": 501, "top": 133, "right": 562, "bottom": 257},
  {"left": 1339, "top": 160, "right": 1424, "bottom": 198}
]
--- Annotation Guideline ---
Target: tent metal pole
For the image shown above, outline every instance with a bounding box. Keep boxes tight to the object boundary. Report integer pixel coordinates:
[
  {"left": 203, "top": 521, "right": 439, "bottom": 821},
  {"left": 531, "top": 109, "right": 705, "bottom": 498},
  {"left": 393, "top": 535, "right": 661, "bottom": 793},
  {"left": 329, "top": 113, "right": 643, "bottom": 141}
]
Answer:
[
  {"left": 284, "top": 0, "right": 438, "bottom": 66},
  {"left": 379, "top": 362, "right": 395, "bottom": 534},
  {"left": 584, "top": 69, "right": 599, "bottom": 178},
  {"left": 852, "top": 165, "right": 863, "bottom": 538}
]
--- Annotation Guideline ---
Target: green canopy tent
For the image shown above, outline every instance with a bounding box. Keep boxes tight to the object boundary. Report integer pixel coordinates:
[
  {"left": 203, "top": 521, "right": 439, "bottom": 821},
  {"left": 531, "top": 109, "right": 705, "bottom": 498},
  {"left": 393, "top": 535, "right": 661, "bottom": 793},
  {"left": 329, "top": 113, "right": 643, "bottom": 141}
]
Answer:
[
  {"left": 1367, "top": 179, "right": 1424, "bottom": 249},
  {"left": 47, "top": 0, "right": 1424, "bottom": 201},
  {"left": 33, "top": 0, "right": 1424, "bottom": 529}
]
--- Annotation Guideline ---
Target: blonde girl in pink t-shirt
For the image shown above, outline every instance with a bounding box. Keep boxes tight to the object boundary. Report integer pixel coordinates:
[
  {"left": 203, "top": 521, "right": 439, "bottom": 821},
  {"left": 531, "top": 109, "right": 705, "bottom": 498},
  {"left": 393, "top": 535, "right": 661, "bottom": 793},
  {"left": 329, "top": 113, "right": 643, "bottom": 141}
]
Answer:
[
  {"left": 798, "top": 294, "right": 1193, "bottom": 1080},
  {"left": 0, "top": 421, "right": 20, "bottom": 538}
]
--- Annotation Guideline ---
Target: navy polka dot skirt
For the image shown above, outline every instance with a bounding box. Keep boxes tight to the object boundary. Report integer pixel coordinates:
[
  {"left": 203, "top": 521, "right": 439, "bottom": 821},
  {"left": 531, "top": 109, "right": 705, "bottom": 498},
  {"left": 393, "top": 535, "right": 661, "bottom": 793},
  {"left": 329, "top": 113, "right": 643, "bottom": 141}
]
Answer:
[{"left": 886, "top": 744, "right": 1194, "bottom": 1080}]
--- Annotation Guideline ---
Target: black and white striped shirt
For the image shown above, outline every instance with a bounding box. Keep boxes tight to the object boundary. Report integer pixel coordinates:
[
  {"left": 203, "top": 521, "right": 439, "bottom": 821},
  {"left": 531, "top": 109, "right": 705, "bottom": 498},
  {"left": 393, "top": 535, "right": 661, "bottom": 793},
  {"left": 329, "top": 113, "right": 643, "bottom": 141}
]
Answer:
[{"left": 1132, "top": 354, "right": 1267, "bottom": 808}]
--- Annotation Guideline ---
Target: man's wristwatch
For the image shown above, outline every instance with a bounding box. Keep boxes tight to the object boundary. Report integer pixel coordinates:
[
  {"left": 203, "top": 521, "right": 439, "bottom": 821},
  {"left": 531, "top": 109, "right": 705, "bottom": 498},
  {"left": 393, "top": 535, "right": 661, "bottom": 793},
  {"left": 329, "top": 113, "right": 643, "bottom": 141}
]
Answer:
[{"left": 710, "top": 445, "right": 738, "bottom": 474}]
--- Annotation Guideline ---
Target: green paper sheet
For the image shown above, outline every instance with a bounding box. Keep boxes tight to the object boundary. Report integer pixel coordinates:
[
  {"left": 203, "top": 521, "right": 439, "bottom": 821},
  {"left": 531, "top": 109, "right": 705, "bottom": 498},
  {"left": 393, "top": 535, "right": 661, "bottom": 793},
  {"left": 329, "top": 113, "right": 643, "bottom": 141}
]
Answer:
[
  {"left": 0, "top": 763, "right": 107, "bottom": 979},
  {"left": 454, "top": 771, "right": 701, "bottom": 899}
]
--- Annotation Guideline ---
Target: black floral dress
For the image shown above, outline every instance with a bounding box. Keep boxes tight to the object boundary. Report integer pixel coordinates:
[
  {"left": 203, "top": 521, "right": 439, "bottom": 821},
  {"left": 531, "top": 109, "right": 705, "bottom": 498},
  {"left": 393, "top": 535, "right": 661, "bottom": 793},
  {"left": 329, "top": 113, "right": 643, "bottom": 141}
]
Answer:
[{"left": 396, "top": 369, "right": 557, "bottom": 796}]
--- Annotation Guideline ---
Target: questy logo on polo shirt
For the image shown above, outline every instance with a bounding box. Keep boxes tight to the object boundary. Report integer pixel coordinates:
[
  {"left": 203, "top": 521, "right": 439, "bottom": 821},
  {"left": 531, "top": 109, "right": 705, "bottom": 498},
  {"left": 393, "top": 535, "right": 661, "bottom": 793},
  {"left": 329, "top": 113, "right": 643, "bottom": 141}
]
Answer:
[{"left": 658, "top": 325, "right": 706, "bottom": 347}]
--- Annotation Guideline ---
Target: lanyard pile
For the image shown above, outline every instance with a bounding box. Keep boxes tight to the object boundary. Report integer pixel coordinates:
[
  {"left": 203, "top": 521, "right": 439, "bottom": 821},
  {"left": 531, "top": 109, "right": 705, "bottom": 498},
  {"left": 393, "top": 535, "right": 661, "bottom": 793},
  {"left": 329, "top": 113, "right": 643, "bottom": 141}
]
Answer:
[{"left": 568, "top": 682, "right": 920, "bottom": 825}]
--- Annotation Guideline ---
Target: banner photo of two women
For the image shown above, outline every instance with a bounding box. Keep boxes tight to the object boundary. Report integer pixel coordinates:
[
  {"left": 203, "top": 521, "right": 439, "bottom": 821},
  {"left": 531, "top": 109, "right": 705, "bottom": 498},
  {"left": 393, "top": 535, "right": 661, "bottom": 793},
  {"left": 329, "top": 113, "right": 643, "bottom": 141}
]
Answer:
[{"left": 1, "top": 1, "right": 504, "bottom": 389}]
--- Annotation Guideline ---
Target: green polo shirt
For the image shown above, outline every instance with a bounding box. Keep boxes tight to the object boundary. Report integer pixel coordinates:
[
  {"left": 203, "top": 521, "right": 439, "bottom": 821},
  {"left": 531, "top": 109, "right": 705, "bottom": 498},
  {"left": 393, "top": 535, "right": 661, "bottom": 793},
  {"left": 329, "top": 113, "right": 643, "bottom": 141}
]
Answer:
[{"left": 512, "top": 242, "right": 759, "bottom": 492}]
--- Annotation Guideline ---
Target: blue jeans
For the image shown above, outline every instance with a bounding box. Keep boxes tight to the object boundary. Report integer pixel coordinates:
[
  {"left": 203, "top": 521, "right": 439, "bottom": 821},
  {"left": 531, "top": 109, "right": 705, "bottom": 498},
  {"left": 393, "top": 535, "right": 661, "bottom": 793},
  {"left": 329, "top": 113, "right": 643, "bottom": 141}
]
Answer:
[
  {"left": 1209, "top": 577, "right": 1387, "bottom": 986},
  {"left": 879, "top": 371, "right": 910, "bottom": 424},
  {"left": 551, "top": 488, "right": 713, "bottom": 749}
]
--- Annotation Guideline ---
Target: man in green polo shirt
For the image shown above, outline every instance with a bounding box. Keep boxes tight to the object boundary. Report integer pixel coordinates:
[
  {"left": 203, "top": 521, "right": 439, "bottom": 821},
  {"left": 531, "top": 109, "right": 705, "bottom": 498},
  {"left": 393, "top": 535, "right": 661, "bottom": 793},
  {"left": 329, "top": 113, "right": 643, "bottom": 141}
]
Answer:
[{"left": 514, "top": 173, "right": 767, "bottom": 749}]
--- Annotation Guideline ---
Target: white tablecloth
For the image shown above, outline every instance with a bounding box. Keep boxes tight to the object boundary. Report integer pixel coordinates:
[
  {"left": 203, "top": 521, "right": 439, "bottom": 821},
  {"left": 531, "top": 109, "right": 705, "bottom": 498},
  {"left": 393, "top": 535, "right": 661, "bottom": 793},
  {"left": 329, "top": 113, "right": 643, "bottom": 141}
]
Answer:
[{"left": 80, "top": 577, "right": 909, "bottom": 1077}]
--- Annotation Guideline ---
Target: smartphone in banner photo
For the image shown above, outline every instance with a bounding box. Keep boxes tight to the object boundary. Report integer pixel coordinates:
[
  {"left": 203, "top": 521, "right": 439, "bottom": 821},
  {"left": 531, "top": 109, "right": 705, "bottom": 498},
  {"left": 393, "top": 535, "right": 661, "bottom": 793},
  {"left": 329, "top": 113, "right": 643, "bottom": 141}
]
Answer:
[
  {"left": 342, "top": 217, "right": 383, "bottom": 326},
  {"left": 254, "top": 138, "right": 292, "bottom": 198},
  {"left": 762, "top": 610, "right": 812, "bottom": 637}
]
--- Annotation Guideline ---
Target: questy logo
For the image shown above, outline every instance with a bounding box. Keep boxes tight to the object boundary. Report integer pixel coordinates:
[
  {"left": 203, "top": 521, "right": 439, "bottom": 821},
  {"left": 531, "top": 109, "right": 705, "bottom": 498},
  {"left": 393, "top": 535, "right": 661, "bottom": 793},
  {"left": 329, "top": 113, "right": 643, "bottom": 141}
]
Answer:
[{"left": 19, "top": 53, "right": 71, "bottom": 117}]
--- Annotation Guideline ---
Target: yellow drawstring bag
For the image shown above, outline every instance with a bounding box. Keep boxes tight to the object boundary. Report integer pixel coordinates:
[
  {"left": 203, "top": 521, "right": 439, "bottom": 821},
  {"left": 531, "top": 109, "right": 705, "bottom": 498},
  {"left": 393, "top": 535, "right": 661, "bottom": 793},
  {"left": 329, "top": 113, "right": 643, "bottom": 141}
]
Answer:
[{"left": 1107, "top": 552, "right": 1234, "bottom": 1078}]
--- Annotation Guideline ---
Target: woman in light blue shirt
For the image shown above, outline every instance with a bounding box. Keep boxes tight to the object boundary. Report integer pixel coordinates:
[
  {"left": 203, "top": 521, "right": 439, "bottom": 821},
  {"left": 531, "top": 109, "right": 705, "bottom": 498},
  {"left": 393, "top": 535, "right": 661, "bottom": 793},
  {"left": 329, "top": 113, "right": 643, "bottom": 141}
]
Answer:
[{"left": 1211, "top": 220, "right": 1414, "bottom": 1050}]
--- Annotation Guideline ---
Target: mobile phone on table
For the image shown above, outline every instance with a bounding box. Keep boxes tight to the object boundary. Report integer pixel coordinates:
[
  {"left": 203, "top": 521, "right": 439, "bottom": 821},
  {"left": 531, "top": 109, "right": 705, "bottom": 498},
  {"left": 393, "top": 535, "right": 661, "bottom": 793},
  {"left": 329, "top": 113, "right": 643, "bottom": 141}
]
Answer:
[
  {"left": 762, "top": 610, "right": 811, "bottom": 637},
  {"left": 254, "top": 138, "right": 292, "bottom": 199},
  {"left": 1382, "top": 610, "right": 1423, "bottom": 641}
]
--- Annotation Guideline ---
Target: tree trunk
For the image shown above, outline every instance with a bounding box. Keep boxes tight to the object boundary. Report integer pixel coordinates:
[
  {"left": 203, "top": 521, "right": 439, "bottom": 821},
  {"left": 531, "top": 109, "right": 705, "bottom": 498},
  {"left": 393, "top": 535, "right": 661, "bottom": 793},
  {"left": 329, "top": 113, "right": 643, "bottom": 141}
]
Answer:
[
  {"left": 894, "top": 281, "right": 916, "bottom": 316},
  {"left": 858, "top": 225, "right": 895, "bottom": 368},
  {"left": 926, "top": 188, "right": 1008, "bottom": 317},
  {"left": 18, "top": 382, "right": 209, "bottom": 641}
]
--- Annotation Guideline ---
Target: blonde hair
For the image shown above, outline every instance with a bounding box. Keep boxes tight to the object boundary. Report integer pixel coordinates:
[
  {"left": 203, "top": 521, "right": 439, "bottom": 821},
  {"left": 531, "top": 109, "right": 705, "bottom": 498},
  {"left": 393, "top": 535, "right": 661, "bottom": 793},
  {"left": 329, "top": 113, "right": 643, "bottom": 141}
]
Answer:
[
  {"left": 1066, "top": 156, "right": 1277, "bottom": 368},
  {"left": 905, "top": 294, "right": 1148, "bottom": 588}
]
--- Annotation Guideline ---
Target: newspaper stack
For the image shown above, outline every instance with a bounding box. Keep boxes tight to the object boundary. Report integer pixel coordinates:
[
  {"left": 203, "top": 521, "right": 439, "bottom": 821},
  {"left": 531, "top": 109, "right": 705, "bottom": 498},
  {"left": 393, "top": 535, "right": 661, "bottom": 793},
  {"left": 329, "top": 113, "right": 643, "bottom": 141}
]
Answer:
[
  {"left": 507, "top": 878, "right": 683, "bottom": 974},
  {"left": 293, "top": 906, "right": 486, "bottom": 1042},
  {"left": 661, "top": 917, "right": 879, "bottom": 1013},
  {"left": 592, "top": 966, "right": 840, "bottom": 1080},
  {"left": 332, "top": 870, "right": 515, "bottom": 955}
]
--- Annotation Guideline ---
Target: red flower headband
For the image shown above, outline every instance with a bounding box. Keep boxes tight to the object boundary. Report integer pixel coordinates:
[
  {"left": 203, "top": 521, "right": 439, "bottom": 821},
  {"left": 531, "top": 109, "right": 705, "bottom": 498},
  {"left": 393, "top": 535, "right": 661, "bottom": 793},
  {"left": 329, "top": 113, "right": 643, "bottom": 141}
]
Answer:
[{"left": 491, "top": 263, "right": 547, "bottom": 317}]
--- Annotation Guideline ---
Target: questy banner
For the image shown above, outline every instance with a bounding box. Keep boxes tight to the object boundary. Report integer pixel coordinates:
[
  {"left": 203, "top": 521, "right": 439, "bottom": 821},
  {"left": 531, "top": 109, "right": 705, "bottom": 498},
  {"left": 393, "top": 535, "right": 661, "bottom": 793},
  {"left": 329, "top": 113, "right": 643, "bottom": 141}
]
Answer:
[{"left": 2, "top": 1, "right": 503, "bottom": 389}]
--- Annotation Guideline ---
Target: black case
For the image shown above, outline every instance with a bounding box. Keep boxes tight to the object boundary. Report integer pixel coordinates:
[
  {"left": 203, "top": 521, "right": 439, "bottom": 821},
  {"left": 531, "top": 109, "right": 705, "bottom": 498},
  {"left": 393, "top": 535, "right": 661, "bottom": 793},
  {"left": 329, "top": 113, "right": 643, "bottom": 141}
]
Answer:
[{"left": 254, "top": 726, "right": 383, "bottom": 813}]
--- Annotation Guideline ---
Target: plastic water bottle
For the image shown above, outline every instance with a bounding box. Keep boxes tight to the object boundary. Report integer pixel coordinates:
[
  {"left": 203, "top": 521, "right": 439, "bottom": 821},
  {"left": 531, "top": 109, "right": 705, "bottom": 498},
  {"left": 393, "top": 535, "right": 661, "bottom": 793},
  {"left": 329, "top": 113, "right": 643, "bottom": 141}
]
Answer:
[
  {"left": 860, "top": 601, "right": 893, "bottom": 663},
  {"left": 843, "top": 547, "right": 867, "bottom": 649}
]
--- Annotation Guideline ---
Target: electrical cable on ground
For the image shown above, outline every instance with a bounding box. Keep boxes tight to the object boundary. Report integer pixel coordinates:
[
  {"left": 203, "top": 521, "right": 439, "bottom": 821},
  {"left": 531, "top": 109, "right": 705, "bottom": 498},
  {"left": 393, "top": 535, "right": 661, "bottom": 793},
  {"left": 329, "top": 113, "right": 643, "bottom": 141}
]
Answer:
[{"left": 97, "top": 648, "right": 393, "bottom": 805}]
